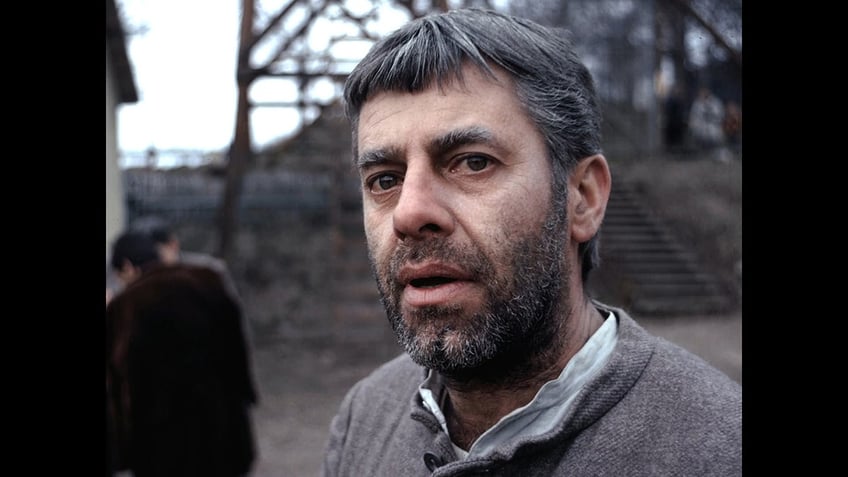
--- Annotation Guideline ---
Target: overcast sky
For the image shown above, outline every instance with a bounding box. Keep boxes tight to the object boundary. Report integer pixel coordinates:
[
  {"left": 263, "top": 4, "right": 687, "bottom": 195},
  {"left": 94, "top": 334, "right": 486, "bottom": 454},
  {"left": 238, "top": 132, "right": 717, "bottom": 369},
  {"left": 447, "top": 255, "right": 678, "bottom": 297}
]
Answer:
[
  {"left": 117, "top": 0, "right": 244, "bottom": 154},
  {"left": 116, "top": 0, "right": 417, "bottom": 161}
]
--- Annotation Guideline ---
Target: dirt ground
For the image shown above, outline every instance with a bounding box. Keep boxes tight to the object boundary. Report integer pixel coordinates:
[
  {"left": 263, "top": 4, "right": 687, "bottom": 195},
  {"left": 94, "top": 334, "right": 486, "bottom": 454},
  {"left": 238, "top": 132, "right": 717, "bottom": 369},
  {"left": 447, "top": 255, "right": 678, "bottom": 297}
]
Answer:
[{"left": 246, "top": 310, "right": 742, "bottom": 477}]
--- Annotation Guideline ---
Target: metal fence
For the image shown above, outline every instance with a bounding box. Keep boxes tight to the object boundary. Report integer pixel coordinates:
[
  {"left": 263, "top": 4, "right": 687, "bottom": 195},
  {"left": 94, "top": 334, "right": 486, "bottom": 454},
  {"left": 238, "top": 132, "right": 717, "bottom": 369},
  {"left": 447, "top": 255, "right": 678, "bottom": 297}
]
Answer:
[{"left": 124, "top": 168, "right": 334, "bottom": 225}]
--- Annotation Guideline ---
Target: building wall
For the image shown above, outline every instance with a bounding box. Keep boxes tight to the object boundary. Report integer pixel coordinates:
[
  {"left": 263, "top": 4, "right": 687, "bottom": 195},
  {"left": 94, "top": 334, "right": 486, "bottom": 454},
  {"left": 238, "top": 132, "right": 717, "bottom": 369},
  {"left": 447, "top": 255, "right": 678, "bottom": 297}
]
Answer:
[{"left": 106, "top": 45, "right": 126, "bottom": 257}]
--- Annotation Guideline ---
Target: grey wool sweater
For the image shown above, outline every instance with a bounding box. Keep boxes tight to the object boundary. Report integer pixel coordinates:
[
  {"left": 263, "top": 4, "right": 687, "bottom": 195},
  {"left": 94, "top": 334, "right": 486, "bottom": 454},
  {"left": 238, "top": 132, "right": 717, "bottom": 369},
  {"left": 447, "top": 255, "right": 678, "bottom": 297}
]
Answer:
[{"left": 321, "top": 303, "right": 742, "bottom": 476}]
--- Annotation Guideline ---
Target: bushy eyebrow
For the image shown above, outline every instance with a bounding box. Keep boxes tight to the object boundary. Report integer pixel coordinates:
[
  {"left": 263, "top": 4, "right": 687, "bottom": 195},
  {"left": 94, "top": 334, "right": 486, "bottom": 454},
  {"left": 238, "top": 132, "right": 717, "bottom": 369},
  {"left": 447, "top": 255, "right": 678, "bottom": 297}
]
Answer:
[
  {"left": 355, "top": 125, "right": 498, "bottom": 171},
  {"left": 427, "top": 126, "right": 496, "bottom": 158},
  {"left": 356, "top": 146, "right": 403, "bottom": 170}
]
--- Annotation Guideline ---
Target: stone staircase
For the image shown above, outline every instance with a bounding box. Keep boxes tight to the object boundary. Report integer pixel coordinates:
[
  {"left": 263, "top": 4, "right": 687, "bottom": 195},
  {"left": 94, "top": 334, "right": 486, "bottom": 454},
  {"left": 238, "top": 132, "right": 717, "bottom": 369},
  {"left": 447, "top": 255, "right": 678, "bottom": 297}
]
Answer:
[{"left": 588, "top": 179, "right": 735, "bottom": 317}]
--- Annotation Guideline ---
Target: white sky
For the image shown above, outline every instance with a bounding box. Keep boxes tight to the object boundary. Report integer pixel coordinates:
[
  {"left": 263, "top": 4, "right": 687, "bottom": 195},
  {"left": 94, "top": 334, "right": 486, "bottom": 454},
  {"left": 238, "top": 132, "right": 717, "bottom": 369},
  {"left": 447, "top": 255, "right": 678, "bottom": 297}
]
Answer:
[
  {"left": 115, "top": 0, "right": 413, "bottom": 158},
  {"left": 117, "top": 0, "right": 243, "bottom": 154}
]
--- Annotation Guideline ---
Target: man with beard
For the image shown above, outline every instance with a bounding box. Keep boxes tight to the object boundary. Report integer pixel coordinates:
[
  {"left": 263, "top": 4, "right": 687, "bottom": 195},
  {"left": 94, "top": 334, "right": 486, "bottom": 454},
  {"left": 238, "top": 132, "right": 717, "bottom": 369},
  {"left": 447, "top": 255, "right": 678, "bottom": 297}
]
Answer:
[{"left": 321, "top": 9, "right": 741, "bottom": 477}]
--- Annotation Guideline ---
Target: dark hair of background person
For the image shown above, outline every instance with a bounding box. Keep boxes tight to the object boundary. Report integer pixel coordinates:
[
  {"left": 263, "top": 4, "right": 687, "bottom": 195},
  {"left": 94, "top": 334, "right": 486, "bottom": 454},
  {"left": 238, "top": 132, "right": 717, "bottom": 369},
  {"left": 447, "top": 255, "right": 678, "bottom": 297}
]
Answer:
[
  {"left": 129, "top": 215, "right": 175, "bottom": 245},
  {"left": 109, "top": 230, "right": 160, "bottom": 272},
  {"left": 105, "top": 263, "right": 258, "bottom": 476}
]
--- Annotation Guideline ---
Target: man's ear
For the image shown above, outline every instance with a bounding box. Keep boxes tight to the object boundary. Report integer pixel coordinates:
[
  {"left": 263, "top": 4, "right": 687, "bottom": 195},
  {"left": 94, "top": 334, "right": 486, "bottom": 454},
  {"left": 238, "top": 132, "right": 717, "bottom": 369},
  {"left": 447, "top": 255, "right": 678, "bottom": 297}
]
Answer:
[{"left": 569, "top": 154, "right": 611, "bottom": 243}]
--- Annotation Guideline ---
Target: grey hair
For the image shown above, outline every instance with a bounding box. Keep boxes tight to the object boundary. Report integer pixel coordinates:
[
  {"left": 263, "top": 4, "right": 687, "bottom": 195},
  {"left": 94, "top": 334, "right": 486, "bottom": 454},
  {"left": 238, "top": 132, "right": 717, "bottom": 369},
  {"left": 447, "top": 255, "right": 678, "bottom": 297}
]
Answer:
[{"left": 343, "top": 8, "right": 603, "bottom": 283}]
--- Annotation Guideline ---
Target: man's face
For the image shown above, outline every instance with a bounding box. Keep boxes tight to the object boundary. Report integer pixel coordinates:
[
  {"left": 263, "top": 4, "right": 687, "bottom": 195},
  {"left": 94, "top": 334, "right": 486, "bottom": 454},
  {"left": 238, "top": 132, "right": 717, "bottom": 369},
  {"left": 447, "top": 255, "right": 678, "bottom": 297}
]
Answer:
[{"left": 356, "top": 65, "right": 571, "bottom": 373}]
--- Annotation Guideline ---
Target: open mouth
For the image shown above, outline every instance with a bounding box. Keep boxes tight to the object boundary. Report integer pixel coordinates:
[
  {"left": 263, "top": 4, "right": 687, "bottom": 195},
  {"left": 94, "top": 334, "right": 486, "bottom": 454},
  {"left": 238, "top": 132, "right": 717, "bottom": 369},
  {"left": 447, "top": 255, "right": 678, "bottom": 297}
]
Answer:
[{"left": 410, "top": 276, "right": 457, "bottom": 288}]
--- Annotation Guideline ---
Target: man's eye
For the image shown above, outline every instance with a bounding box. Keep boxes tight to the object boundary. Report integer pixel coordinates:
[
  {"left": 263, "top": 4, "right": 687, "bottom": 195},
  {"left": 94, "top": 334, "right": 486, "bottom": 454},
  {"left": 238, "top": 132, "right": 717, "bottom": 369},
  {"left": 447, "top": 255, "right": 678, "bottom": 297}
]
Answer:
[
  {"left": 368, "top": 174, "right": 400, "bottom": 193},
  {"left": 465, "top": 155, "right": 489, "bottom": 171},
  {"left": 452, "top": 154, "right": 491, "bottom": 173}
]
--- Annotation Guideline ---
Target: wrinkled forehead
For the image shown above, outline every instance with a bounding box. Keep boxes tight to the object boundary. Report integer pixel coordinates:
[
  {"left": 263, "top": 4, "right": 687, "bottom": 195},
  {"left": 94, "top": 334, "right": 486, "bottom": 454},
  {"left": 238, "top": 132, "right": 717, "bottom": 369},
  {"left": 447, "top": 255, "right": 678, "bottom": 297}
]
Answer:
[
  {"left": 358, "top": 64, "right": 521, "bottom": 132},
  {"left": 358, "top": 61, "right": 517, "bottom": 123}
]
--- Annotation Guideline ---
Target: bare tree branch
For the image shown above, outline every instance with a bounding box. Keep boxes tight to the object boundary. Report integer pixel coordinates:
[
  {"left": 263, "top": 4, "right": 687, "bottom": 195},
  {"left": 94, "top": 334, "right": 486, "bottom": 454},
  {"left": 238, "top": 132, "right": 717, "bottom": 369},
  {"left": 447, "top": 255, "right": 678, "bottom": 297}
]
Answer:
[
  {"left": 666, "top": 0, "right": 741, "bottom": 67},
  {"left": 335, "top": 3, "right": 381, "bottom": 41},
  {"left": 256, "top": 0, "right": 332, "bottom": 73},
  {"left": 246, "top": 0, "right": 302, "bottom": 51}
]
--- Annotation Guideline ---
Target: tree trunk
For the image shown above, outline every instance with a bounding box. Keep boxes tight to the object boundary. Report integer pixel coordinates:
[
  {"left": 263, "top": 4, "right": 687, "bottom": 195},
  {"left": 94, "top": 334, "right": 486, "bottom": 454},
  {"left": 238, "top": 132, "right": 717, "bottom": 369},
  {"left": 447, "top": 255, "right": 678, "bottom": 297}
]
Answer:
[
  {"left": 218, "top": 0, "right": 255, "bottom": 264},
  {"left": 218, "top": 84, "right": 252, "bottom": 263}
]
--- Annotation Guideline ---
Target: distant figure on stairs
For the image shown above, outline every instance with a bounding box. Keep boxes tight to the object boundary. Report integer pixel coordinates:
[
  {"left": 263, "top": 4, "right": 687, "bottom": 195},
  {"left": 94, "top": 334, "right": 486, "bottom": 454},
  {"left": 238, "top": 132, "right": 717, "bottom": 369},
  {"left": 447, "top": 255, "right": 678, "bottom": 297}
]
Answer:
[
  {"left": 688, "top": 86, "right": 726, "bottom": 161},
  {"left": 662, "top": 84, "right": 688, "bottom": 153}
]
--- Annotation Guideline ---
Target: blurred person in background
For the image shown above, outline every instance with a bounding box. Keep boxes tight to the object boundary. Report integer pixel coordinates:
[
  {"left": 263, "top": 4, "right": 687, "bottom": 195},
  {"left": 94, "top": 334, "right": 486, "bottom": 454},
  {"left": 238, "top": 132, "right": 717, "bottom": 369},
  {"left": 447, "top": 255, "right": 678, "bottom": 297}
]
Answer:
[
  {"left": 128, "top": 215, "right": 257, "bottom": 352},
  {"left": 662, "top": 83, "right": 688, "bottom": 153},
  {"left": 106, "top": 230, "right": 161, "bottom": 305},
  {"left": 722, "top": 99, "right": 742, "bottom": 159},
  {"left": 105, "top": 262, "right": 259, "bottom": 477},
  {"left": 688, "top": 85, "right": 726, "bottom": 160},
  {"left": 130, "top": 215, "right": 243, "bottom": 306}
]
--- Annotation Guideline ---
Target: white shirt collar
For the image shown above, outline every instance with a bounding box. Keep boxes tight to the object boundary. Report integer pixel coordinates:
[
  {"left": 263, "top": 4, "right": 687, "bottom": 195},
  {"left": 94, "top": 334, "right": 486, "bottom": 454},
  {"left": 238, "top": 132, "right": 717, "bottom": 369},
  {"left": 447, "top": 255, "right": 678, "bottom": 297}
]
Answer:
[{"left": 419, "top": 310, "right": 619, "bottom": 459}]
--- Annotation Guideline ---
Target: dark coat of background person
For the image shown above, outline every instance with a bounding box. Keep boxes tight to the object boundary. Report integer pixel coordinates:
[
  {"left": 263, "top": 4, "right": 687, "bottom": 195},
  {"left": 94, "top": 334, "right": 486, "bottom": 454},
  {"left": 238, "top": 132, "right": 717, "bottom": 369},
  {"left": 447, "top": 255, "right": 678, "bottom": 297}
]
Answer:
[{"left": 105, "top": 263, "right": 258, "bottom": 477}]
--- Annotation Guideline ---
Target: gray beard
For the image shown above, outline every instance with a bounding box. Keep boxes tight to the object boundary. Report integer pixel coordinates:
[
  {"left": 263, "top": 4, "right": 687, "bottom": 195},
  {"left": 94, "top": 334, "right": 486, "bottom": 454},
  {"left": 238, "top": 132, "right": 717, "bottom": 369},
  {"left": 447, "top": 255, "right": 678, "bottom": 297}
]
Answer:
[{"left": 370, "top": 203, "right": 570, "bottom": 383}]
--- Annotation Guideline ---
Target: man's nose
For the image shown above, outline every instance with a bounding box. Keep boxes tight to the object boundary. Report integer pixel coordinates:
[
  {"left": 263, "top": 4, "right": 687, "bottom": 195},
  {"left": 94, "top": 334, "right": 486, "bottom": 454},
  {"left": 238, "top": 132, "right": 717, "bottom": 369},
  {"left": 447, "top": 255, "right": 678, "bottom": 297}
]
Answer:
[{"left": 392, "top": 166, "right": 455, "bottom": 241}]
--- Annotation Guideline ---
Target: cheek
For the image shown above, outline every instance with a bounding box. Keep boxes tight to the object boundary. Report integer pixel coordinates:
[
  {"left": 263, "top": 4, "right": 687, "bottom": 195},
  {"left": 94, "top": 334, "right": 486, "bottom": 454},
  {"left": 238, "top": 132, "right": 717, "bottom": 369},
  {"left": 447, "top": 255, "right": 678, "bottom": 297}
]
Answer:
[
  {"left": 364, "top": 213, "right": 392, "bottom": 266},
  {"left": 468, "top": 181, "right": 552, "bottom": 242}
]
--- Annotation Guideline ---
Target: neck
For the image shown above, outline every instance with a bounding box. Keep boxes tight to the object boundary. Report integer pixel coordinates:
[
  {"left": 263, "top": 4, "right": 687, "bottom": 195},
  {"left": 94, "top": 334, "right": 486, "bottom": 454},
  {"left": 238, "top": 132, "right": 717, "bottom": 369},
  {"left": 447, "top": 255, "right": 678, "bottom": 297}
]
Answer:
[{"left": 442, "top": 300, "right": 604, "bottom": 450}]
